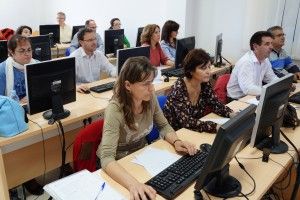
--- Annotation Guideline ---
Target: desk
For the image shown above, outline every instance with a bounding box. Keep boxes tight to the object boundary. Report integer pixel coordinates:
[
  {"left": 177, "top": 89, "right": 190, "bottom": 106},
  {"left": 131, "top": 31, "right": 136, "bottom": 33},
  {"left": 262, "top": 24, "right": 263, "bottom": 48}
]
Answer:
[
  {"left": 0, "top": 77, "right": 176, "bottom": 200},
  {"left": 95, "top": 100, "right": 300, "bottom": 199}
]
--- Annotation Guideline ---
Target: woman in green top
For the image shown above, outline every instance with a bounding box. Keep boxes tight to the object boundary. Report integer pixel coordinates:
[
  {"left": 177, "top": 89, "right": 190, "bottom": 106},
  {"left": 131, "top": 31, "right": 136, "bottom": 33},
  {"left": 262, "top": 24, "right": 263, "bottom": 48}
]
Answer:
[
  {"left": 97, "top": 56, "right": 196, "bottom": 200},
  {"left": 109, "top": 18, "right": 131, "bottom": 48}
]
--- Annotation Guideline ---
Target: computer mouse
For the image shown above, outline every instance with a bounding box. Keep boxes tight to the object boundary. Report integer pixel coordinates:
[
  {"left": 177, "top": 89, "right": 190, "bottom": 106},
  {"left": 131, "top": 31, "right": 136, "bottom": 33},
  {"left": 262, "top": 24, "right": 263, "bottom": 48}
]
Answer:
[
  {"left": 200, "top": 143, "right": 212, "bottom": 152},
  {"left": 83, "top": 89, "right": 90, "bottom": 94}
]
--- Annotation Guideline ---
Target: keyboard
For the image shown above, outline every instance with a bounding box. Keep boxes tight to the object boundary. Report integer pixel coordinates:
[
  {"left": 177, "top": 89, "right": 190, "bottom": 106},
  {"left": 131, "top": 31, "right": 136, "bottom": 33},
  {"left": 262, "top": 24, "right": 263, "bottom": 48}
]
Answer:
[
  {"left": 145, "top": 150, "right": 208, "bottom": 199},
  {"left": 161, "top": 67, "right": 184, "bottom": 77},
  {"left": 90, "top": 81, "right": 115, "bottom": 93}
]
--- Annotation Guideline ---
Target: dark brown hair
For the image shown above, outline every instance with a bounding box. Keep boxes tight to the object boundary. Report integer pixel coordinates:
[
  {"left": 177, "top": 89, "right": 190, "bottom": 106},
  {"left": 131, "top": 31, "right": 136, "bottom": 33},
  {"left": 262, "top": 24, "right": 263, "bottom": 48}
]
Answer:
[
  {"left": 113, "top": 56, "right": 157, "bottom": 130},
  {"left": 7, "top": 34, "right": 31, "bottom": 56},
  {"left": 16, "top": 25, "right": 32, "bottom": 35},
  {"left": 183, "top": 49, "right": 211, "bottom": 79},
  {"left": 250, "top": 31, "right": 273, "bottom": 50},
  {"left": 161, "top": 20, "right": 179, "bottom": 44}
]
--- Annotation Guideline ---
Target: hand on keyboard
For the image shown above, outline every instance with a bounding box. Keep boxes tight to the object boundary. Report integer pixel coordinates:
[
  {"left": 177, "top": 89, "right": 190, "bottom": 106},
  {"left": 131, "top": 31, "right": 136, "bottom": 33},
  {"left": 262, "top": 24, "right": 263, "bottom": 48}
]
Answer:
[
  {"left": 76, "top": 84, "right": 90, "bottom": 93},
  {"left": 128, "top": 182, "right": 156, "bottom": 200},
  {"left": 174, "top": 140, "right": 197, "bottom": 156}
]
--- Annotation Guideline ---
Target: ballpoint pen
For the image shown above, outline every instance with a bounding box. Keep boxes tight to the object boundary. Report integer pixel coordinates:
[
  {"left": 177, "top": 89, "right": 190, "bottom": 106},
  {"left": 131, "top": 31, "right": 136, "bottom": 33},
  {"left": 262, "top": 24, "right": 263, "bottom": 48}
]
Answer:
[{"left": 95, "top": 182, "right": 106, "bottom": 200}]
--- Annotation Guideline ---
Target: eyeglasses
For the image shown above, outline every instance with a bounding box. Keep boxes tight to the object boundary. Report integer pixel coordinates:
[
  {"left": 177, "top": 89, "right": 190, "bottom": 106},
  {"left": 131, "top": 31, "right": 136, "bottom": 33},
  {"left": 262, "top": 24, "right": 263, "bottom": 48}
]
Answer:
[
  {"left": 89, "top": 26, "right": 97, "bottom": 29},
  {"left": 83, "top": 38, "right": 97, "bottom": 42},
  {"left": 15, "top": 48, "right": 32, "bottom": 55},
  {"left": 275, "top": 33, "right": 285, "bottom": 37}
]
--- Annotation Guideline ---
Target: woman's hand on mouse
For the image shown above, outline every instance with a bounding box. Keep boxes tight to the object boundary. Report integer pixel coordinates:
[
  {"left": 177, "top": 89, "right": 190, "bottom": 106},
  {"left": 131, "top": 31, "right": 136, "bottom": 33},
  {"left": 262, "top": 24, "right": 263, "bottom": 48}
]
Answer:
[{"left": 76, "top": 84, "right": 89, "bottom": 93}]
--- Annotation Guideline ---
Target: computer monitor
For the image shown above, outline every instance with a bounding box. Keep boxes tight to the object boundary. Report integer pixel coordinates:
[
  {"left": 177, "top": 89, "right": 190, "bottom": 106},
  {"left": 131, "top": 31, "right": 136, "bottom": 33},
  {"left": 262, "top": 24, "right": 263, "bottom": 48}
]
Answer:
[
  {"left": 25, "top": 57, "right": 76, "bottom": 121},
  {"left": 0, "top": 40, "right": 8, "bottom": 63},
  {"left": 117, "top": 46, "right": 150, "bottom": 74},
  {"left": 39, "top": 25, "right": 60, "bottom": 47},
  {"left": 30, "top": 35, "right": 51, "bottom": 61},
  {"left": 104, "top": 29, "right": 124, "bottom": 55},
  {"left": 136, "top": 27, "right": 144, "bottom": 47},
  {"left": 174, "top": 36, "right": 195, "bottom": 68},
  {"left": 250, "top": 73, "right": 294, "bottom": 154},
  {"left": 194, "top": 104, "right": 256, "bottom": 198},
  {"left": 71, "top": 25, "right": 85, "bottom": 40},
  {"left": 214, "top": 33, "right": 225, "bottom": 67}
]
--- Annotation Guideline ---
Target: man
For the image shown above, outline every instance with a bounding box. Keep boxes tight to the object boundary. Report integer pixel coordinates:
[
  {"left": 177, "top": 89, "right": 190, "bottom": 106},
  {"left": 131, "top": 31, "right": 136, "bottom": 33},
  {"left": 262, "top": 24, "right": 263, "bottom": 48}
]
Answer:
[
  {"left": 227, "top": 31, "right": 278, "bottom": 99},
  {"left": 57, "top": 12, "right": 72, "bottom": 43},
  {"left": 69, "top": 19, "right": 104, "bottom": 53},
  {"left": 70, "top": 28, "right": 117, "bottom": 93},
  {"left": 267, "top": 26, "right": 300, "bottom": 79}
]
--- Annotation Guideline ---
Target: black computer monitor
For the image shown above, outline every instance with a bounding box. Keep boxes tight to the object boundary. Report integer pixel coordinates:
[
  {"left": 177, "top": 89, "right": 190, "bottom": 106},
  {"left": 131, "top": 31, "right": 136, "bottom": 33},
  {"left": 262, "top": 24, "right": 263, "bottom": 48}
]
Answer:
[
  {"left": 250, "top": 74, "right": 294, "bottom": 154},
  {"left": 0, "top": 40, "right": 8, "bottom": 63},
  {"left": 39, "top": 25, "right": 60, "bottom": 47},
  {"left": 117, "top": 46, "right": 150, "bottom": 74},
  {"left": 214, "top": 33, "right": 225, "bottom": 67},
  {"left": 136, "top": 27, "right": 144, "bottom": 47},
  {"left": 25, "top": 57, "right": 76, "bottom": 121},
  {"left": 30, "top": 35, "right": 51, "bottom": 61},
  {"left": 71, "top": 25, "right": 85, "bottom": 40},
  {"left": 175, "top": 36, "right": 195, "bottom": 68},
  {"left": 104, "top": 29, "right": 124, "bottom": 55},
  {"left": 194, "top": 104, "right": 256, "bottom": 198}
]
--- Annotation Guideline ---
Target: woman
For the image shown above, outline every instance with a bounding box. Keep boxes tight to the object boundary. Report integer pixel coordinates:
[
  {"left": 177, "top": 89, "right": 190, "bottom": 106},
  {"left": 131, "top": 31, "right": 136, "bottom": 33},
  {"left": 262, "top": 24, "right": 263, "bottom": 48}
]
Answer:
[
  {"left": 97, "top": 56, "right": 196, "bottom": 200},
  {"left": 16, "top": 25, "right": 32, "bottom": 37},
  {"left": 141, "top": 24, "right": 174, "bottom": 67},
  {"left": 163, "top": 49, "right": 235, "bottom": 133},
  {"left": 109, "top": 18, "right": 130, "bottom": 48},
  {"left": 161, "top": 20, "right": 179, "bottom": 62},
  {"left": 0, "top": 34, "right": 37, "bottom": 104}
]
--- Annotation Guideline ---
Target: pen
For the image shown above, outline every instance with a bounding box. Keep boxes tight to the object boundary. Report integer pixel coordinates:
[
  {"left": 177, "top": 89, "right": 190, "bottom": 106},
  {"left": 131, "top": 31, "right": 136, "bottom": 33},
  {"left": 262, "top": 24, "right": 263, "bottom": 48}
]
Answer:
[{"left": 95, "top": 182, "right": 106, "bottom": 200}]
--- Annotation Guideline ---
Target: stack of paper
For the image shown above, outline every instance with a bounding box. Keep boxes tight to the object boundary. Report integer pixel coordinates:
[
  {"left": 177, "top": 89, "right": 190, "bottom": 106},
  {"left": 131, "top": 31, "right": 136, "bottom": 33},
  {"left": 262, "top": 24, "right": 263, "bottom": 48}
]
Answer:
[
  {"left": 44, "top": 169, "right": 125, "bottom": 200},
  {"left": 132, "top": 147, "right": 181, "bottom": 177}
]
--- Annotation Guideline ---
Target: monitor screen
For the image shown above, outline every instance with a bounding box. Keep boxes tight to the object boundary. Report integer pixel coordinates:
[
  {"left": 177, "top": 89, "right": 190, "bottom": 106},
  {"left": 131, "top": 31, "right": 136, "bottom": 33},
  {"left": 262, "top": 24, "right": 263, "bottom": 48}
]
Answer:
[
  {"left": 136, "top": 27, "right": 144, "bottom": 47},
  {"left": 39, "top": 25, "right": 60, "bottom": 46},
  {"left": 0, "top": 40, "right": 8, "bottom": 63},
  {"left": 250, "top": 73, "right": 294, "bottom": 154},
  {"left": 214, "top": 33, "right": 224, "bottom": 67},
  {"left": 117, "top": 46, "right": 150, "bottom": 74},
  {"left": 175, "top": 36, "right": 195, "bottom": 68},
  {"left": 30, "top": 35, "right": 51, "bottom": 61},
  {"left": 194, "top": 104, "right": 256, "bottom": 198},
  {"left": 104, "top": 29, "right": 124, "bottom": 55},
  {"left": 25, "top": 57, "right": 76, "bottom": 121},
  {"left": 71, "top": 25, "right": 85, "bottom": 40}
]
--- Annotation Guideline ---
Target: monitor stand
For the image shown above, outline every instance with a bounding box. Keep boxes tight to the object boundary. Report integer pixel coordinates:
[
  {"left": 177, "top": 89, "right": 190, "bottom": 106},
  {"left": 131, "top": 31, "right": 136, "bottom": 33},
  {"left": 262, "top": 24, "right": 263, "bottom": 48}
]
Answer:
[
  {"left": 203, "top": 164, "right": 241, "bottom": 198},
  {"left": 213, "top": 54, "right": 226, "bottom": 68},
  {"left": 43, "top": 82, "right": 70, "bottom": 122}
]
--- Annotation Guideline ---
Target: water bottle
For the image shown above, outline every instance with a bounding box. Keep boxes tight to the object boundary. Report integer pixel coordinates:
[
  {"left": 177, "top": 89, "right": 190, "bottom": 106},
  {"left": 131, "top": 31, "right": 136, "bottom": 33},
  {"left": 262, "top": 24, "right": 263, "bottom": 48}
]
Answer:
[{"left": 10, "top": 90, "right": 19, "bottom": 102}]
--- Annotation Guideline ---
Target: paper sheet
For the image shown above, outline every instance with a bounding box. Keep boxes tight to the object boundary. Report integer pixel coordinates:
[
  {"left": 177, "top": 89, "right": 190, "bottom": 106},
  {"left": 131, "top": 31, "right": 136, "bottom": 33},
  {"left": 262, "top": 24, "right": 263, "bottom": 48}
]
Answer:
[
  {"left": 44, "top": 170, "right": 125, "bottom": 200},
  {"left": 201, "top": 118, "right": 230, "bottom": 125}
]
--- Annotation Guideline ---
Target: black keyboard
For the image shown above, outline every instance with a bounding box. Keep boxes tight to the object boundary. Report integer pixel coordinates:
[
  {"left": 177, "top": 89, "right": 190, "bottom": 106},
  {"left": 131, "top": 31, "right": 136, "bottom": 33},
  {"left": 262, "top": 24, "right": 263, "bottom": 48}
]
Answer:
[
  {"left": 90, "top": 81, "right": 115, "bottom": 93},
  {"left": 146, "top": 150, "right": 208, "bottom": 199},
  {"left": 161, "top": 67, "right": 184, "bottom": 77}
]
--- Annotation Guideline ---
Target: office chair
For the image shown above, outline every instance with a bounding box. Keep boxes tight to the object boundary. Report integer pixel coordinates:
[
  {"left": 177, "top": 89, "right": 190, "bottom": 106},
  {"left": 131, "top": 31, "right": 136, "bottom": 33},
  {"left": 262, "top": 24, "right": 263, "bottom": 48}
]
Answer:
[{"left": 213, "top": 74, "right": 231, "bottom": 104}]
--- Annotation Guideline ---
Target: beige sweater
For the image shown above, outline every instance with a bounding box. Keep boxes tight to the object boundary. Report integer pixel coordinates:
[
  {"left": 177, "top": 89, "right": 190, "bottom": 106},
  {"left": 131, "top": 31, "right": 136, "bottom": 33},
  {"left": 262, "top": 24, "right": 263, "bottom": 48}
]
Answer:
[{"left": 98, "top": 93, "right": 174, "bottom": 168}]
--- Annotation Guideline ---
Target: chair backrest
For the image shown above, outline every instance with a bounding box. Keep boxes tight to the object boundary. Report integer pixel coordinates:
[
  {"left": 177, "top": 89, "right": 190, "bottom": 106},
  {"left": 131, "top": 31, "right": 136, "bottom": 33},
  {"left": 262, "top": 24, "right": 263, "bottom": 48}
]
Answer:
[
  {"left": 213, "top": 74, "right": 231, "bottom": 104},
  {"left": 73, "top": 119, "right": 104, "bottom": 172},
  {"left": 65, "top": 47, "right": 71, "bottom": 56},
  {"left": 146, "top": 95, "right": 167, "bottom": 144}
]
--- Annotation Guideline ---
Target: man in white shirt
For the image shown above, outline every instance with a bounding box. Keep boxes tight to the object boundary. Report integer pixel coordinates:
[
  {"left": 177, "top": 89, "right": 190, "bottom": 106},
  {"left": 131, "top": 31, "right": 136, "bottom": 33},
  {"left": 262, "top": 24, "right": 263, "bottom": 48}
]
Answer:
[
  {"left": 227, "top": 31, "right": 278, "bottom": 99},
  {"left": 70, "top": 28, "right": 117, "bottom": 93},
  {"left": 57, "top": 12, "right": 72, "bottom": 43}
]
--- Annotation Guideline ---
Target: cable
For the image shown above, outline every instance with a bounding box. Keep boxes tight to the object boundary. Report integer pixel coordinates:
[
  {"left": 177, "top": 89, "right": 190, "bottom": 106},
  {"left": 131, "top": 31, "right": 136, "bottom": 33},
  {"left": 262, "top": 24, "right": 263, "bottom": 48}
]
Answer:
[
  {"left": 89, "top": 93, "right": 111, "bottom": 100},
  {"left": 280, "top": 130, "right": 300, "bottom": 200},
  {"left": 236, "top": 156, "right": 262, "bottom": 160},
  {"left": 203, "top": 190, "right": 211, "bottom": 200},
  {"left": 28, "top": 118, "right": 46, "bottom": 200},
  {"left": 234, "top": 157, "right": 256, "bottom": 196},
  {"left": 56, "top": 120, "right": 67, "bottom": 179},
  {"left": 239, "top": 191, "right": 249, "bottom": 200}
]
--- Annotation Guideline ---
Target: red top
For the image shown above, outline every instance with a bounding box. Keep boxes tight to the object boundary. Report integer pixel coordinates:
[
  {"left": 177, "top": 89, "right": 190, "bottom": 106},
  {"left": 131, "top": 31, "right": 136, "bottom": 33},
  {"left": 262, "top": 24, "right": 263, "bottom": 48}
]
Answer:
[{"left": 142, "top": 43, "right": 168, "bottom": 66}]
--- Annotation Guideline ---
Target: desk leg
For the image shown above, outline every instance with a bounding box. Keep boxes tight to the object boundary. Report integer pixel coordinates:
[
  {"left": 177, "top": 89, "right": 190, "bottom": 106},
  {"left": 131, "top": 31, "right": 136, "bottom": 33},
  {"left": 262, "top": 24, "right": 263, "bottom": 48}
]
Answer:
[{"left": 0, "top": 149, "right": 9, "bottom": 200}]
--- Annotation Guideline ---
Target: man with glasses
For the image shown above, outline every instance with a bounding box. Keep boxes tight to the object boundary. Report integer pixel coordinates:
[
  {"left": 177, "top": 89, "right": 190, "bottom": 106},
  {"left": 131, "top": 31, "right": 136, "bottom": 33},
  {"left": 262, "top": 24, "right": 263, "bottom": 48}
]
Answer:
[
  {"left": 70, "top": 28, "right": 117, "bottom": 93},
  {"left": 70, "top": 19, "right": 104, "bottom": 53},
  {"left": 268, "top": 26, "right": 300, "bottom": 79},
  {"left": 57, "top": 11, "right": 72, "bottom": 43}
]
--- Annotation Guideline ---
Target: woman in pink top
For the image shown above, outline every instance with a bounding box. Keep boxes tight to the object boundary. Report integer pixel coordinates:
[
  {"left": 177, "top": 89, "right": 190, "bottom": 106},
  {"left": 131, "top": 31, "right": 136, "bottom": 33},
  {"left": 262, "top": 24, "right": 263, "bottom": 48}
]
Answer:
[{"left": 141, "top": 24, "right": 174, "bottom": 67}]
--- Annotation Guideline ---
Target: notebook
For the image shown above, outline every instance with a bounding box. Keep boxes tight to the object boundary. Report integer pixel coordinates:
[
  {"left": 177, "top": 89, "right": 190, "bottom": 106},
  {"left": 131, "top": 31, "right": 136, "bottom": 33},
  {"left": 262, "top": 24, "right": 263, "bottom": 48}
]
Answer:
[{"left": 44, "top": 169, "right": 125, "bottom": 200}]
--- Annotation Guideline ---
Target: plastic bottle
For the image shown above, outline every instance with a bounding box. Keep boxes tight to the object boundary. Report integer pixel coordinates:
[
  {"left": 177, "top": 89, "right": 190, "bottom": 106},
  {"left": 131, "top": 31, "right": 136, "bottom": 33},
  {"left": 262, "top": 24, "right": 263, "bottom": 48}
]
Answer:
[{"left": 10, "top": 90, "right": 19, "bottom": 102}]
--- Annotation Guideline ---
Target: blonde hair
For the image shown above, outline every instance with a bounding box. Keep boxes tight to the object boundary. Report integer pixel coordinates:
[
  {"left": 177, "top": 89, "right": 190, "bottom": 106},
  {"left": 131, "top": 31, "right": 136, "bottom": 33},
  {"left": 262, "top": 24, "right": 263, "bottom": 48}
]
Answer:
[{"left": 140, "top": 24, "right": 160, "bottom": 45}]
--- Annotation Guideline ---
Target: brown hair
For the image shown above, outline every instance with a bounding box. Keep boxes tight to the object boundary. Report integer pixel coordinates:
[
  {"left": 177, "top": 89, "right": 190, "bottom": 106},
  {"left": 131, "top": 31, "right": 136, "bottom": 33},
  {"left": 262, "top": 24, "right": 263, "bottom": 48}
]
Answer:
[
  {"left": 140, "top": 24, "right": 160, "bottom": 45},
  {"left": 7, "top": 34, "right": 31, "bottom": 56},
  {"left": 113, "top": 56, "right": 157, "bottom": 130}
]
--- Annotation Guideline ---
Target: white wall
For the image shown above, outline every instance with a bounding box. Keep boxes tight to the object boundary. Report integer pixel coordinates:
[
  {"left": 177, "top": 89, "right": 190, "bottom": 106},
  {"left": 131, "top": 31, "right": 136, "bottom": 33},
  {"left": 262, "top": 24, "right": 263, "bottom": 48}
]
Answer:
[{"left": 0, "top": 0, "right": 297, "bottom": 62}]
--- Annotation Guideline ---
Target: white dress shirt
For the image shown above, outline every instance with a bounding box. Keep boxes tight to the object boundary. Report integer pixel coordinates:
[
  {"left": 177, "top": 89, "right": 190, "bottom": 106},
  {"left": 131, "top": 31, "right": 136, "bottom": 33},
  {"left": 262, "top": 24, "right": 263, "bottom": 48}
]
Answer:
[
  {"left": 227, "top": 51, "right": 278, "bottom": 99},
  {"left": 70, "top": 47, "right": 117, "bottom": 84},
  {"left": 59, "top": 24, "right": 72, "bottom": 43}
]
